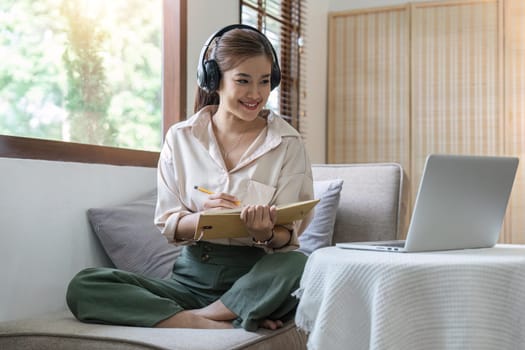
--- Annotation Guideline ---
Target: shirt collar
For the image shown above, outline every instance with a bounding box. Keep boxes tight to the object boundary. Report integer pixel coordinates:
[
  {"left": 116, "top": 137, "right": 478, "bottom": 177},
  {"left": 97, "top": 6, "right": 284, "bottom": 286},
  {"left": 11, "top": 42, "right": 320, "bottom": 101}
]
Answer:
[{"left": 178, "top": 105, "right": 300, "bottom": 172}]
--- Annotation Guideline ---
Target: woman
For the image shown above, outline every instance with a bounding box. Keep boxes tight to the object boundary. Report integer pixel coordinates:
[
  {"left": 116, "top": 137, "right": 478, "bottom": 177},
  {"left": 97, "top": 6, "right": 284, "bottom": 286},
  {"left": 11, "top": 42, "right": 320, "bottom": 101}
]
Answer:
[{"left": 66, "top": 24, "right": 314, "bottom": 331}]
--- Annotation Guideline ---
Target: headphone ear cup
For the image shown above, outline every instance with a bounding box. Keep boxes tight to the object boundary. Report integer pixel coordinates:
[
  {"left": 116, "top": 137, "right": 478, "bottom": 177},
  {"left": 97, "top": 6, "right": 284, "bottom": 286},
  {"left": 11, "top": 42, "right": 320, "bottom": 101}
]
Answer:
[
  {"left": 270, "top": 62, "right": 281, "bottom": 91},
  {"left": 197, "top": 64, "right": 206, "bottom": 90},
  {"left": 203, "top": 59, "right": 221, "bottom": 93}
]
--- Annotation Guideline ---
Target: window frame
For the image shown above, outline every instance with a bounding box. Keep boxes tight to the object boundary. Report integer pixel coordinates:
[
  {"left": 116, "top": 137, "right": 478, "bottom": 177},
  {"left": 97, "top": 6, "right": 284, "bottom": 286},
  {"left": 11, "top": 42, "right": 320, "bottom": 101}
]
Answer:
[
  {"left": 0, "top": 0, "right": 187, "bottom": 167},
  {"left": 240, "top": 0, "right": 304, "bottom": 131}
]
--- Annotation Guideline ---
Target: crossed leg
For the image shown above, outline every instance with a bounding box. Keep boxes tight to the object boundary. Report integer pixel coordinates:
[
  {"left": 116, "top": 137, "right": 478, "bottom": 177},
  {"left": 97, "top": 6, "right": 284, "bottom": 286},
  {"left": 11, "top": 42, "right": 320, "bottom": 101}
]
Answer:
[{"left": 155, "top": 300, "right": 283, "bottom": 330}]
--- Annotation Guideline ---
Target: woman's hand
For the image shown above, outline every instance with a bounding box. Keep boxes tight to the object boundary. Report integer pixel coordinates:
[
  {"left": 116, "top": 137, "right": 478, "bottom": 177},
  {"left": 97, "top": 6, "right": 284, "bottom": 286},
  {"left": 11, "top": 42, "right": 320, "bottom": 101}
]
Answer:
[
  {"left": 240, "top": 205, "right": 277, "bottom": 242},
  {"left": 175, "top": 192, "right": 240, "bottom": 240},
  {"left": 202, "top": 192, "right": 241, "bottom": 211}
]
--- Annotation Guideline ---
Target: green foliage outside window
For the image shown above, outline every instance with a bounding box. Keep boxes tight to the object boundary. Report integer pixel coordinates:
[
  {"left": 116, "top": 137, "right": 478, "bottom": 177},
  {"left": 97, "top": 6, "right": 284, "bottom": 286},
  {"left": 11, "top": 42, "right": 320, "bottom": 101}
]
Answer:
[{"left": 0, "top": 0, "right": 162, "bottom": 151}]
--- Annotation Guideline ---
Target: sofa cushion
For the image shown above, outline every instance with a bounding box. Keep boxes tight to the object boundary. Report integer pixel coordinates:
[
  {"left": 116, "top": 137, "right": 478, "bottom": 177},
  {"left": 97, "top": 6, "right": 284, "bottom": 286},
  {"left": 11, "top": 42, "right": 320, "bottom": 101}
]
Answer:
[
  {"left": 0, "top": 312, "right": 307, "bottom": 350},
  {"left": 298, "top": 179, "right": 344, "bottom": 255},
  {"left": 88, "top": 190, "right": 181, "bottom": 279},
  {"left": 312, "top": 163, "right": 404, "bottom": 243}
]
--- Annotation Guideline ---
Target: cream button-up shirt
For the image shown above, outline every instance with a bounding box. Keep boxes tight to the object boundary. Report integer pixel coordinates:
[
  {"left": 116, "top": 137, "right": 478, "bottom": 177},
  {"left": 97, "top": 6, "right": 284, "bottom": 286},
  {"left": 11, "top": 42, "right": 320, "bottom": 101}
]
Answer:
[{"left": 154, "top": 105, "right": 314, "bottom": 252}]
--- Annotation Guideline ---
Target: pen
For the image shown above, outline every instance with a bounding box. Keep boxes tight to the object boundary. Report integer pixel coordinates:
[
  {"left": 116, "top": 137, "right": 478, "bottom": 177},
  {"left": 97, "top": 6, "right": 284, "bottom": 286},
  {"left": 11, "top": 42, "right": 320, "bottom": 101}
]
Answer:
[{"left": 194, "top": 186, "right": 241, "bottom": 206}]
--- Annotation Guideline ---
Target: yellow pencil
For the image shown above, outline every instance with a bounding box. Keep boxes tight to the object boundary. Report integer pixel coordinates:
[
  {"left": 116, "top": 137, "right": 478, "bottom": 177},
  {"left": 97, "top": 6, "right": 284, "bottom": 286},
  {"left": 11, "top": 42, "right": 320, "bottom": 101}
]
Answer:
[
  {"left": 193, "top": 185, "right": 214, "bottom": 195},
  {"left": 193, "top": 186, "right": 241, "bottom": 206}
]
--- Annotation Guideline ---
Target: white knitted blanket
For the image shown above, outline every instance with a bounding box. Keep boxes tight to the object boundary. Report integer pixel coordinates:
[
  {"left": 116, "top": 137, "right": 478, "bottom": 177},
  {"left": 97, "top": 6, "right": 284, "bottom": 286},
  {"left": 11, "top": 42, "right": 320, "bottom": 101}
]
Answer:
[{"left": 295, "top": 245, "right": 525, "bottom": 350}]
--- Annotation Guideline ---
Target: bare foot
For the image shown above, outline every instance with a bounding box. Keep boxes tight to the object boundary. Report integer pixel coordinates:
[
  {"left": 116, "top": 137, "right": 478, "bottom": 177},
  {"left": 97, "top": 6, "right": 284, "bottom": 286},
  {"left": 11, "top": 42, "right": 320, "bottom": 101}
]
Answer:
[
  {"left": 259, "top": 319, "right": 284, "bottom": 330},
  {"left": 155, "top": 301, "right": 238, "bottom": 329},
  {"left": 191, "top": 300, "right": 237, "bottom": 321},
  {"left": 155, "top": 310, "right": 233, "bottom": 329}
]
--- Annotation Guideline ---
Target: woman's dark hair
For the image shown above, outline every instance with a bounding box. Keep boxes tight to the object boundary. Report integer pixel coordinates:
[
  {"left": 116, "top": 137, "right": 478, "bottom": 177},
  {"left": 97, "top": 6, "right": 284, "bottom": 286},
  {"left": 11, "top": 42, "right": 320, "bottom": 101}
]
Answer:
[{"left": 193, "top": 28, "right": 275, "bottom": 113}]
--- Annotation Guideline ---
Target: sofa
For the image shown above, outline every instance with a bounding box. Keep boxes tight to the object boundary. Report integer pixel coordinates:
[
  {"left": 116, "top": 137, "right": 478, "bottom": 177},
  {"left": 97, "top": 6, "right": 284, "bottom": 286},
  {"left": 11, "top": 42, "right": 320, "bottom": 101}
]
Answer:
[{"left": 0, "top": 157, "right": 404, "bottom": 350}]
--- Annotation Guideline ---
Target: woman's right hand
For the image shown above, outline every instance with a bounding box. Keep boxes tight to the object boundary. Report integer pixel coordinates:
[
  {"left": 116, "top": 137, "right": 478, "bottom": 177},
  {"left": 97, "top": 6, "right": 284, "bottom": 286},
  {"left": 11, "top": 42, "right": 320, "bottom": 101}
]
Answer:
[
  {"left": 175, "top": 192, "right": 240, "bottom": 241},
  {"left": 202, "top": 192, "right": 241, "bottom": 211}
]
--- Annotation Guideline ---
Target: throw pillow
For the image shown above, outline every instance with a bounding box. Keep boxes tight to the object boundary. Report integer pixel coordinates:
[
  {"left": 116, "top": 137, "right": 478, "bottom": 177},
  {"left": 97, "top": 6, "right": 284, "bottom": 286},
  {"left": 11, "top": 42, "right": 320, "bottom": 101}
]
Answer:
[
  {"left": 88, "top": 190, "right": 181, "bottom": 279},
  {"left": 298, "top": 179, "right": 344, "bottom": 255}
]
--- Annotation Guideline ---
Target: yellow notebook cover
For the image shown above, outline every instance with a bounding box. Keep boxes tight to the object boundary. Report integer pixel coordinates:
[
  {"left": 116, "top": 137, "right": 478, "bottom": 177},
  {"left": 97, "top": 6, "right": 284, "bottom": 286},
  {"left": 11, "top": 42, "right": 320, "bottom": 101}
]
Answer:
[{"left": 194, "top": 199, "right": 320, "bottom": 240}]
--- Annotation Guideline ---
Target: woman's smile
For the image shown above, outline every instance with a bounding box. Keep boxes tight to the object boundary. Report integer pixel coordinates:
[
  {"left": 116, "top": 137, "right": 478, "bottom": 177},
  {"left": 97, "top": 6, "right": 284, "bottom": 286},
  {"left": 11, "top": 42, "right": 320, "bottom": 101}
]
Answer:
[{"left": 240, "top": 100, "right": 260, "bottom": 111}]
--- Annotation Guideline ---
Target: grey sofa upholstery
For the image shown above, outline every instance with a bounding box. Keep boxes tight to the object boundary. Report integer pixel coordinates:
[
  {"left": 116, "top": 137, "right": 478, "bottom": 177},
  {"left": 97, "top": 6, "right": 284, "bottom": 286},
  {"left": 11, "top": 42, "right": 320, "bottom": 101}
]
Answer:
[{"left": 0, "top": 160, "right": 404, "bottom": 350}]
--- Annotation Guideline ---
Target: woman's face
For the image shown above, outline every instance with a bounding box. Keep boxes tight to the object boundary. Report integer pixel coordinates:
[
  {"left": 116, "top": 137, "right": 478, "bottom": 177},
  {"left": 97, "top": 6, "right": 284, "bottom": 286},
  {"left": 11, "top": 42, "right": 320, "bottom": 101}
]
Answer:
[{"left": 217, "top": 55, "right": 272, "bottom": 121}]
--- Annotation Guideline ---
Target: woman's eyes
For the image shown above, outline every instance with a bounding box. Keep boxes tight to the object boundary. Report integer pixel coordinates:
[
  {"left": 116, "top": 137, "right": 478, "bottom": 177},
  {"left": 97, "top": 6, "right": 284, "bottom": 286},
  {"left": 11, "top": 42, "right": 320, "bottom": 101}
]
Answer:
[{"left": 235, "top": 79, "right": 270, "bottom": 85}]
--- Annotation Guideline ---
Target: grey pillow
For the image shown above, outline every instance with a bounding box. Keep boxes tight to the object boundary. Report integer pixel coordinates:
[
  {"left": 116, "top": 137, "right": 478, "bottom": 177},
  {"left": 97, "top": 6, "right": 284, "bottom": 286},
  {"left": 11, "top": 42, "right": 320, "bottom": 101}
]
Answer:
[
  {"left": 298, "top": 179, "right": 344, "bottom": 255},
  {"left": 88, "top": 190, "right": 181, "bottom": 279}
]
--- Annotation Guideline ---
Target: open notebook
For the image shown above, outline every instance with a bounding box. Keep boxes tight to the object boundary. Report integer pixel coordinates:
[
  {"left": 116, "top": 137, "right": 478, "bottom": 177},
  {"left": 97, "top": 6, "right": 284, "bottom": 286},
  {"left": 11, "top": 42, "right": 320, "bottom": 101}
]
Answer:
[{"left": 194, "top": 199, "right": 319, "bottom": 240}]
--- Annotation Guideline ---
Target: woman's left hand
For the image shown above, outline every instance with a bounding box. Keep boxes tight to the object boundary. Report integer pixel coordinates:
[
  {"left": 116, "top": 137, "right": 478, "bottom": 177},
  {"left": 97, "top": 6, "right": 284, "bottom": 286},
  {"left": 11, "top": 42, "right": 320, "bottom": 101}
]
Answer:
[{"left": 240, "top": 205, "right": 277, "bottom": 242}]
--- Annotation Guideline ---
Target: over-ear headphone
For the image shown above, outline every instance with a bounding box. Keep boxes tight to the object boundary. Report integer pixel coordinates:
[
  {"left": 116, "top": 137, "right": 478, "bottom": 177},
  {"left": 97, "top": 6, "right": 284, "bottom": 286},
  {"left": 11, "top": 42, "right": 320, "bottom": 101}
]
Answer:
[{"left": 197, "top": 24, "right": 281, "bottom": 93}]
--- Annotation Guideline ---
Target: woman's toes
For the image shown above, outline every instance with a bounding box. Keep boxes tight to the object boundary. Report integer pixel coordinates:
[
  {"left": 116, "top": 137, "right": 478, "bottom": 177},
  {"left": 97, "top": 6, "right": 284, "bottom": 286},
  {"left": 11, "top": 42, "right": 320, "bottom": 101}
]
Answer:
[{"left": 260, "top": 319, "right": 284, "bottom": 330}]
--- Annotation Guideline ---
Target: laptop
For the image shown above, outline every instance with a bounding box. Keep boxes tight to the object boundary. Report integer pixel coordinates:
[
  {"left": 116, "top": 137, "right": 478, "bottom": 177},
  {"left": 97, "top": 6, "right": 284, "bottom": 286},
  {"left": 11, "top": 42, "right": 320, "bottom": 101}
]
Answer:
[{"left": 336, "top": 154, "right": 519, "bottom": 252}]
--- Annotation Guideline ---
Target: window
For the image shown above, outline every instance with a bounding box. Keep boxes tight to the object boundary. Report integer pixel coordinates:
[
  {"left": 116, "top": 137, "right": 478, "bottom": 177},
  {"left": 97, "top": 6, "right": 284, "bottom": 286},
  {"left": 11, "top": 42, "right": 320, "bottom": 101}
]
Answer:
[
  {"left": 240, "top": 0, "right": 305, "bottom": 131},
  {"left": 0, "top": 0, "right": 186, "bottom": 165},
  {"left": 1, "top": 0, "right": 162, "bottom": 151}
]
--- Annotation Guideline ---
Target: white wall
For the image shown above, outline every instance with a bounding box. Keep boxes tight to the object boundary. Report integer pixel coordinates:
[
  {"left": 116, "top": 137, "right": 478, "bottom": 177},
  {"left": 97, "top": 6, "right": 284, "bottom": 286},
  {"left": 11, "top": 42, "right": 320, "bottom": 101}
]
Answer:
[
  {"left": 186, "top": 0, "right": 239, "bottom": 116},
  {"left": 303, "top": 1, "right": 330, "bottom": 163}
]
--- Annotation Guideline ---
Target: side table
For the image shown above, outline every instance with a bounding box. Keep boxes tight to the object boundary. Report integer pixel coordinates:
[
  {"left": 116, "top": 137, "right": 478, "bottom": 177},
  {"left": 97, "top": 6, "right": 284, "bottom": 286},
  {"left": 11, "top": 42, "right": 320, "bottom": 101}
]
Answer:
[{"left": 295, "top": 245, "right": 525, "bottom": 350}]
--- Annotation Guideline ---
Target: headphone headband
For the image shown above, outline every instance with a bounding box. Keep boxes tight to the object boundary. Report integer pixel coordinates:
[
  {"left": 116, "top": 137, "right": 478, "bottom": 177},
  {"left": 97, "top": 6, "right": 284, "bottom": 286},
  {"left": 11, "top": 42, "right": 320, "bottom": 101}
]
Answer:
[{"left": 197, "top": 24, "right": 281, "bottom": 93}]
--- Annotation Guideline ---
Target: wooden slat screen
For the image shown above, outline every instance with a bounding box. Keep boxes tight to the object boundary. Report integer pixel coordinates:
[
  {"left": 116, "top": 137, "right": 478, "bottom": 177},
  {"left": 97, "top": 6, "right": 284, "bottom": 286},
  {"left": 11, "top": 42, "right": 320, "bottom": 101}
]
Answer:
[
  {"left": 504, "top": 0, "right": 525, "bottom": 242},
  {"left": 327, "top": 0, "right": 525, "bottom": 243},
  {"left": 411, "top": 0, "right": 503, "bottom": 234},
  {"left": 327, "top": 7, "right": 410, "bottom": 168}
]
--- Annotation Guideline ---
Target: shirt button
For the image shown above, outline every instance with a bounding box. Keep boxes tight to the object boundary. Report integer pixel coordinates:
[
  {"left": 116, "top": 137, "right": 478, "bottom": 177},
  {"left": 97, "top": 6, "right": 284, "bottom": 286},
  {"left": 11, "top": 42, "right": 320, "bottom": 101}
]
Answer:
[{"left": 201, "top": 254, "right": 210, "bottom": 262}]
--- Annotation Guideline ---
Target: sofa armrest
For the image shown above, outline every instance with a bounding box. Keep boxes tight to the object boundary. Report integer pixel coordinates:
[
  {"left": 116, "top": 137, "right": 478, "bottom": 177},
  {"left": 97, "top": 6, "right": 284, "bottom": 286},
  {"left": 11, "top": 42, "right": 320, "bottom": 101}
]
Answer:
[{"left": 0, "top": 158, "right": 156, "bottom": 322}]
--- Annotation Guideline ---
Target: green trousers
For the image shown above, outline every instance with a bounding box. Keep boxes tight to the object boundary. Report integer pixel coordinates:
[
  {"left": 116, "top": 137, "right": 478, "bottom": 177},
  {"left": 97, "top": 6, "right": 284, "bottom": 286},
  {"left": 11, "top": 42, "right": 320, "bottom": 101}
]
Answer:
[{"left": 66, "top": 242, "right": 307, "bottom": 331}]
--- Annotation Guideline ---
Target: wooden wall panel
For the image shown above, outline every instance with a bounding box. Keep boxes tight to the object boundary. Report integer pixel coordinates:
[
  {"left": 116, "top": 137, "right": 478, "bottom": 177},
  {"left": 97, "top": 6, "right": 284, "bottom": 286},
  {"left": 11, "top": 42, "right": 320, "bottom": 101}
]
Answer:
[
  {"left": 504, "top": 0, "right": 525, "bottom": 242},
  {"left": 327, "top": 7, "right": 410, "bottom": 170},
  {"left": 327, "top": 0, "right": 525, "bottom": 243},
  {"left": 410, "top": 0, "right": 503, "bottom": 233}
]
